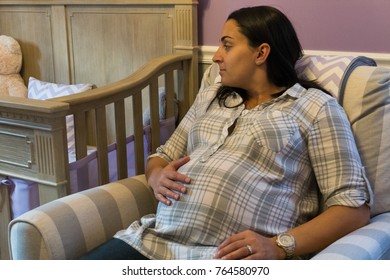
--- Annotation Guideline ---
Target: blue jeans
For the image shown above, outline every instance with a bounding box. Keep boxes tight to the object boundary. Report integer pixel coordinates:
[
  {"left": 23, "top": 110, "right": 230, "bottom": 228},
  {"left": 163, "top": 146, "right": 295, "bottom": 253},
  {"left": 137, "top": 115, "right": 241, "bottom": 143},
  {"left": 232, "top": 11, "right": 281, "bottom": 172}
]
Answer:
[{"left": 79, "top": 238, "right": 149, "bottom": 260}]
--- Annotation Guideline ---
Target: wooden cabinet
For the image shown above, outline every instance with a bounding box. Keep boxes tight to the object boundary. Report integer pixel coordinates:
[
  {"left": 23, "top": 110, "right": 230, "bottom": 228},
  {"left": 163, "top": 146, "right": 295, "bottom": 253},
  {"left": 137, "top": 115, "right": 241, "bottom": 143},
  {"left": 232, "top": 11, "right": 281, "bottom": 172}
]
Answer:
[{"left": 0, "top": 1, "right": 198, "bottom": 89}]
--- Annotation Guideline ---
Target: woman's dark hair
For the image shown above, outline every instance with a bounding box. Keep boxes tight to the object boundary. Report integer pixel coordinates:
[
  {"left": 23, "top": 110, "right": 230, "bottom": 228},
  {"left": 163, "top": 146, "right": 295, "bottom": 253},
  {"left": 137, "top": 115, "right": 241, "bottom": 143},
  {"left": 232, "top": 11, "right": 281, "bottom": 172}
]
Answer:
[{"left": 215, "top": 6, "right": 328, "bottom": 108}]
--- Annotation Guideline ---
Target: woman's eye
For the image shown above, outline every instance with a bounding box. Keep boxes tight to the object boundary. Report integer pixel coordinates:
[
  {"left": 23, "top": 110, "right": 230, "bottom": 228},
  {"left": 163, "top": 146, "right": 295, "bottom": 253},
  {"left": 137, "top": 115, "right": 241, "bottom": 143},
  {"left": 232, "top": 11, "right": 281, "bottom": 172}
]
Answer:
[{"left": 223, "top": 45, "right": 232, "bottom": 51}]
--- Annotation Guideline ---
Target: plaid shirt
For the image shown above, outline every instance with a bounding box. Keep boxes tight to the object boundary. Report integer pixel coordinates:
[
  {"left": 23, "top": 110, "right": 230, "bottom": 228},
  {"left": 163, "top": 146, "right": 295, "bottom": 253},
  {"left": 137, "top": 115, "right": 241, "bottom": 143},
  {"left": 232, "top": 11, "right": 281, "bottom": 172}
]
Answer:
[{"left": 115, "top": 83, "right": 371, "bottom": 259}]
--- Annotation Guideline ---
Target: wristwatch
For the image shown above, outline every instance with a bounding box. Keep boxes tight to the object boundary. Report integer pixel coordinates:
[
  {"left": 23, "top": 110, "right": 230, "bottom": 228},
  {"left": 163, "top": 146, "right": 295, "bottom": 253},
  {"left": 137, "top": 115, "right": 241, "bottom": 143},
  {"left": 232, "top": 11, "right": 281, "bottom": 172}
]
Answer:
[{"left": 276, "top": 232, "right": 296, "bottom": 259}]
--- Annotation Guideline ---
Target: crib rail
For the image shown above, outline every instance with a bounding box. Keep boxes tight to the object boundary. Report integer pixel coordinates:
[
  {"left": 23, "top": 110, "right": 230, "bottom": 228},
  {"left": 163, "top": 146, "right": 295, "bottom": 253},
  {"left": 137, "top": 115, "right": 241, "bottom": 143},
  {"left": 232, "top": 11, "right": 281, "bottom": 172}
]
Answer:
[
  {"left": 53, "top": 53, "right": 193, "bottom": 185},
  {"left": 0, "top": 53, "right": 194, "bottom": 203}
]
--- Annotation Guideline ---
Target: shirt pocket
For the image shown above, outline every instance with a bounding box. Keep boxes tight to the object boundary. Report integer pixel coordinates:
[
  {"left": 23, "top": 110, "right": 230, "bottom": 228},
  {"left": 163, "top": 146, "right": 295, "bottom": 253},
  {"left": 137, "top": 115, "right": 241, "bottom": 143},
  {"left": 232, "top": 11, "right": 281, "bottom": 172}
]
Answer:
[{"left": 249, "top": 110, "right": 298, "bottom": 153}]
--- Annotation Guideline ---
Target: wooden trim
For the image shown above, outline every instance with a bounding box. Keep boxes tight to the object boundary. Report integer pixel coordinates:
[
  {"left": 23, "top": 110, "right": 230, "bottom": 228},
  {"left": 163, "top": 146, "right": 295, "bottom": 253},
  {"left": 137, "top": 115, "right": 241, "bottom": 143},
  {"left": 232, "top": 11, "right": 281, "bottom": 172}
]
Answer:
[
  {"left": 50, "top": 5, "right": 71, "bottom": 84},
  {"left": 0, "top": 0, "right": 199, "bottom": 5}
]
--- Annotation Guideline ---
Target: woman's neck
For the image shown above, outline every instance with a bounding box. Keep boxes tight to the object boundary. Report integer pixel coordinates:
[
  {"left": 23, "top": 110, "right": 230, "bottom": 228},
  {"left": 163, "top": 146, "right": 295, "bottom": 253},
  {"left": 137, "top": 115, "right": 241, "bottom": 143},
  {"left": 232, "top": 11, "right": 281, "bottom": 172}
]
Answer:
[{"left": 245, "top": 85, "right": 287, "bottom": 109}]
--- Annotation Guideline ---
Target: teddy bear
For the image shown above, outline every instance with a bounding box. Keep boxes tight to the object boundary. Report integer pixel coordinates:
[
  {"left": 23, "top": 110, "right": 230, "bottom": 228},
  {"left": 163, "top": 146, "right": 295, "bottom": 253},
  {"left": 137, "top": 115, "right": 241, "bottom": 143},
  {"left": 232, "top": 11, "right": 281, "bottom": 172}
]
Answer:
[{"left": 0, "top": 35, "right": 27, "bottom": 98}]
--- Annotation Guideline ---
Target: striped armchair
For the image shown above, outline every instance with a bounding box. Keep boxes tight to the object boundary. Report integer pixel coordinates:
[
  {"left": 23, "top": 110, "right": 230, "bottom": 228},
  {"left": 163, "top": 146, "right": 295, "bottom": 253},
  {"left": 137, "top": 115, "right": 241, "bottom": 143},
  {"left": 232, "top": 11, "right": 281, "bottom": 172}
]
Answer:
[
  {"left": 8, "top": 175, "right": 157, "bottom": 259},
  {"left": 8, "top": 56, "right": 390, "bottom": 259},
  {"left": 8, "top": 174, "right": 390, "bottom": 260}
]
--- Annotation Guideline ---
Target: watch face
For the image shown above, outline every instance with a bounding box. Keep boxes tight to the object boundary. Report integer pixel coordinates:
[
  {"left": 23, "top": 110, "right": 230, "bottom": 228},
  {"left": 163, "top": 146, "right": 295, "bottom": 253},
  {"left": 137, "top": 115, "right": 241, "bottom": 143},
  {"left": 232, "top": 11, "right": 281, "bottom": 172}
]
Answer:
[
  {"left": 277, "top": 233, "right": 295, "bottom": 259},
  {"left": 279, "top": 233, "right": 294, "bottom": 246}
]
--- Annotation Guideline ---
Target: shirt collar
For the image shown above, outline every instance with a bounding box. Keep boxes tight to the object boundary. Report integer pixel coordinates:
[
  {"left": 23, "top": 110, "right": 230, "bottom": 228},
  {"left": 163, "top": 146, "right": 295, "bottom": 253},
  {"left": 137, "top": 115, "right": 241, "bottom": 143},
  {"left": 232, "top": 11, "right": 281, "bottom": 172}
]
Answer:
[{"left": 281, "top": 83, "right": 306, "bottom": 99}]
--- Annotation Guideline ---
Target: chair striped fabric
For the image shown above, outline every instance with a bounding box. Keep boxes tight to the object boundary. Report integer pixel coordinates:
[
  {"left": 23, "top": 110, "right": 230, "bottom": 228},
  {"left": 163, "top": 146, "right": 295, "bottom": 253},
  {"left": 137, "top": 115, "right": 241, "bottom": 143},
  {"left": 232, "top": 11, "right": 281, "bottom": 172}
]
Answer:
[
  {"left": 312, "top": 65, "right": 390, "bottom": 259},
  {"left": 9, "top": 175, "right": 157, "bottom": 259},
  {"left": 340, "top": 66, "right": 390, "bottom": 216},
  {"left": 312, "top": 213, "right": 390, "bottom": 259}
]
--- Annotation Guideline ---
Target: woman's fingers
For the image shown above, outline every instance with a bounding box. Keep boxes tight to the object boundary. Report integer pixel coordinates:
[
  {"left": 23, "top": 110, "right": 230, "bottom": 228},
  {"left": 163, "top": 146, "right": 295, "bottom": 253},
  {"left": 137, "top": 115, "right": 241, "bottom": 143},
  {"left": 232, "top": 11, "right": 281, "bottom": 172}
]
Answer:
[
  {"left": 152, "top": 157, "right": 191, "bottom": 205},
  {"left": 216, "top": 230, "right": 278, "bottom": 260}
]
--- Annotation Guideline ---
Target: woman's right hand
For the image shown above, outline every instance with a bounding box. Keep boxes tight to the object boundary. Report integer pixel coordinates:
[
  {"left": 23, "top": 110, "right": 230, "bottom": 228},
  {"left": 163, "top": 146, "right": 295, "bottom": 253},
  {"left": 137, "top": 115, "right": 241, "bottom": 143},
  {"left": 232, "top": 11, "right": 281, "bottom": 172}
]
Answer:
[{"left": 146, "top": 156, "right": 191, "bottom": 206}]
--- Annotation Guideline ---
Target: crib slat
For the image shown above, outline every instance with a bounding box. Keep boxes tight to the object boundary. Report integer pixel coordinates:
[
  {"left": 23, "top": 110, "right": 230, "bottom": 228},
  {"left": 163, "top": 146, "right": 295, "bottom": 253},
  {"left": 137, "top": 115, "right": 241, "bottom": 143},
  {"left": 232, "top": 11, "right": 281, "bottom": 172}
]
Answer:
[
  {"left": 165, "top": 70, "right": 175, "bottom": 119},
  {"left": 149, "top": 79, "right": 160, "bottom": 152},
  {"left": 132, "top": 92, "right": 145, "bottom": 174},
  {"left": 73, "top": 112, "right": 88, "bottom": 160},
  {"left": 95, "top": 106, "right": 109, "bottom": 185},
  {"left": 114, "top": 99, "right": 128, "bottom": 179}
]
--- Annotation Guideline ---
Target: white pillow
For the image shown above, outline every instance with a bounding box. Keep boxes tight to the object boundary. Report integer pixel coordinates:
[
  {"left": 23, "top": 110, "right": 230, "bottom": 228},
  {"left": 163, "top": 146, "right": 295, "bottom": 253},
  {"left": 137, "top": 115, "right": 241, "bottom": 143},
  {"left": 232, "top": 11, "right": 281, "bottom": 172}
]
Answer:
[{"left": 28, "top": 77, "right": 93, "bottom": 153}]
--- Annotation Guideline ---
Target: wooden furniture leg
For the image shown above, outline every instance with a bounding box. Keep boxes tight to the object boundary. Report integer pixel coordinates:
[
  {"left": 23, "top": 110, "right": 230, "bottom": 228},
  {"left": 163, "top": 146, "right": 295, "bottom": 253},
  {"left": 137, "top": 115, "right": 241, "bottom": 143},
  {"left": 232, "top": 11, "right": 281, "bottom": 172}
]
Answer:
[{"left": 0, "top": 179, "right": 11, "bottom": 260}]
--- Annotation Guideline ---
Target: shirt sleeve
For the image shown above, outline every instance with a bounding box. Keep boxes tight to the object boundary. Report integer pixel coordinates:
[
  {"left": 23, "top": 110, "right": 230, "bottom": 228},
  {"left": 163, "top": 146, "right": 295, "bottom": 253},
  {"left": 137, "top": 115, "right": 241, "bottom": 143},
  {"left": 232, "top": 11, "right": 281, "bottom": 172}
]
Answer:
[{"left": 307, "top": 97, "right": 373, "bottom": 209}]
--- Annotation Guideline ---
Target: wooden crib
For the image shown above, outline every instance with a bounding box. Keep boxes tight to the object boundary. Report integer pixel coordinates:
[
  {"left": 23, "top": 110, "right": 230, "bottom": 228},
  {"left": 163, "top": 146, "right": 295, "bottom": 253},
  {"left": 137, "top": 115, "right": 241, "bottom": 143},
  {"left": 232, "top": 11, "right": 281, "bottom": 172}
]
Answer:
[{"left": 0, "top": 0, "right": 198, "bottom": 259}]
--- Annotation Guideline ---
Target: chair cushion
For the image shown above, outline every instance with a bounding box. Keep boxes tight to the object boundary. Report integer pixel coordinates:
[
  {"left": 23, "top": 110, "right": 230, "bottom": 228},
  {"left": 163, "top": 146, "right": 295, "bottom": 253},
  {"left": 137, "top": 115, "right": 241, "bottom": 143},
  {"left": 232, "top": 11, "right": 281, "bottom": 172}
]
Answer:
[
  {"left": 342, "top": 66, "right": 390, "bottom": 216},
  {"left": 295, "top": 55, "right": 376, "bottom": 98}
]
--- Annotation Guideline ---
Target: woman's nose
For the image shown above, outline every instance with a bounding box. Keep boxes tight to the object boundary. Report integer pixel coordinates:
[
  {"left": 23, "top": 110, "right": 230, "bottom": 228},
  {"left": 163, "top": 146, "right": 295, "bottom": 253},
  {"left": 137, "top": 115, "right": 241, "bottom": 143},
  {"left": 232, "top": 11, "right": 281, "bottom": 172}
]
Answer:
[{"left": 212, "top": 47, "right": 222, "bottom": 63}]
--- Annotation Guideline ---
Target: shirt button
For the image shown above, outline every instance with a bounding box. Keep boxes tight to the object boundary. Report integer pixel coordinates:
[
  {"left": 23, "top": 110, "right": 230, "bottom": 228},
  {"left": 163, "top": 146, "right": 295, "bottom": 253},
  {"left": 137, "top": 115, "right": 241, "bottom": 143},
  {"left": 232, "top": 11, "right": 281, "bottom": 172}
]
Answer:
[{"left": 241, "top": 109, "right": 249, "bottom": 116}]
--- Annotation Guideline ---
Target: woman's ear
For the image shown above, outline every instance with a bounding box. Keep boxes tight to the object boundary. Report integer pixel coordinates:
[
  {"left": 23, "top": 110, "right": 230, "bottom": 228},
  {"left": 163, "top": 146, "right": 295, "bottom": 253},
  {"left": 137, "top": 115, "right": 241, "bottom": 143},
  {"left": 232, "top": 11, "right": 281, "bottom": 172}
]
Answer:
[{"left": 255, "top": 43, "right": 271, "bottom": 65}]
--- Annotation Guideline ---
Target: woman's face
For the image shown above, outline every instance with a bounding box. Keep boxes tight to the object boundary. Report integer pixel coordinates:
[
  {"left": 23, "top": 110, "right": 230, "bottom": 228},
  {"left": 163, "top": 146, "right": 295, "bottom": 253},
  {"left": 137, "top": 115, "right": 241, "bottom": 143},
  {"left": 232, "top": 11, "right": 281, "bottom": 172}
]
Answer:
[{"left": 212, "top": 19, "right": 259, "bottom": 89}]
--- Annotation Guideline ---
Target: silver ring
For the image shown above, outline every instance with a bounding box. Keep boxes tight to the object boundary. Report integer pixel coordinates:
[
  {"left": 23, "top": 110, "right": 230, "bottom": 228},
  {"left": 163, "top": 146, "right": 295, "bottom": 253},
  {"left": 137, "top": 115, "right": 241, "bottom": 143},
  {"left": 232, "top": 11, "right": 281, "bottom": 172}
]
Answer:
[{"left": 246, "top": 244, "right": 253, "bottom": 255}]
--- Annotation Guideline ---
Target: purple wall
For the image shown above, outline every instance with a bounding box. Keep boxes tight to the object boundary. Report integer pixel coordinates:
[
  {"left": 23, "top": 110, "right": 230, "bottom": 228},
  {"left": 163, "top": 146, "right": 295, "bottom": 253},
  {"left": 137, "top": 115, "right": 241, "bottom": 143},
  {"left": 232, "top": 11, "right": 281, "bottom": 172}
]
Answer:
[{"left": 198, "top": 0, "right": 390, "bottom": 53}]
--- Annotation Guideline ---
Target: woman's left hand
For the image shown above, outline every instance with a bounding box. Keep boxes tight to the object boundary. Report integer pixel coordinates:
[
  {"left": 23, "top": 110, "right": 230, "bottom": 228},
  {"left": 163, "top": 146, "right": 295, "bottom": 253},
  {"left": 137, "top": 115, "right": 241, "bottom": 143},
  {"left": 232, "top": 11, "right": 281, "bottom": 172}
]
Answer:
[{"left": 215, "top": 230, "right": 281, "bottom": 260}]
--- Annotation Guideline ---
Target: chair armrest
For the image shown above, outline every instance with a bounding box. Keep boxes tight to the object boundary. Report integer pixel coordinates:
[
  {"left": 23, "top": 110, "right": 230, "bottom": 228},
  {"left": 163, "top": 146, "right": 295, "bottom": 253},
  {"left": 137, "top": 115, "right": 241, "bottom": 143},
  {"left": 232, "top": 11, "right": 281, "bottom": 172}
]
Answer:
[
  {"left": 8, "top": 175, "right": 157, "bottom": 260},
  {"left": 311, "top": 212, "right": 390, "bottom": 260}
]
